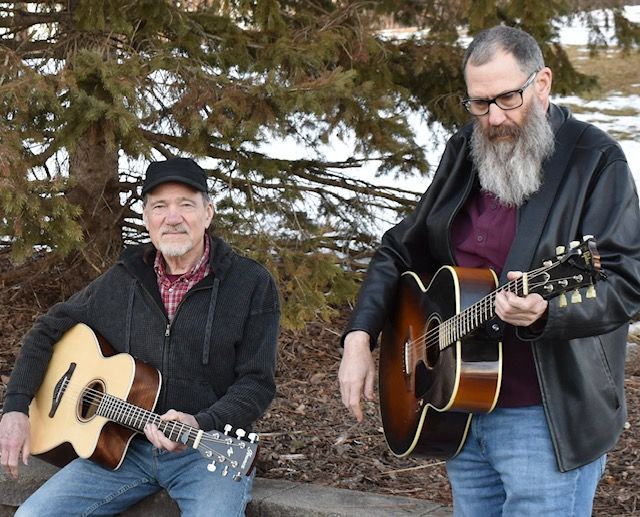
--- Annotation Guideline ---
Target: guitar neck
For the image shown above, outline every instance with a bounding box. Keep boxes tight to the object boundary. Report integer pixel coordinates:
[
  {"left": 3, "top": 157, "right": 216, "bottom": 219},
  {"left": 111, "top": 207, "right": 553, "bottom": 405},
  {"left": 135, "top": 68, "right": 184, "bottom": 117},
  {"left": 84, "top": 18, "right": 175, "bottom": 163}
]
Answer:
[
  {"left": 96, "top": 393, "right": 201, "bottom": 448},
  {"left": 443, "top": 276, "right": 526, "bottom": 346}
]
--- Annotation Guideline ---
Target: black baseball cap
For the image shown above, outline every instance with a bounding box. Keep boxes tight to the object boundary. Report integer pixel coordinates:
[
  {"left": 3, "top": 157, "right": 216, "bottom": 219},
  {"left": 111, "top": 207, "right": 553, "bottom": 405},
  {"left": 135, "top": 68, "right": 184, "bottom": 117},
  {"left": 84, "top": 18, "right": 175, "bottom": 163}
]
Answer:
[{"left": 142, "top": 158, "right": 208, "bottom": 195}]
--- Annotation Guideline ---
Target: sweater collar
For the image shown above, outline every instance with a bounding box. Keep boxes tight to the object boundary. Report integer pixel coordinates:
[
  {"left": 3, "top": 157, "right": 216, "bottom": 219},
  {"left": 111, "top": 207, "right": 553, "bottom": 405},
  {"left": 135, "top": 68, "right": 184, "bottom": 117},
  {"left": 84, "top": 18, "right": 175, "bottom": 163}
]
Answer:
[{"left": 119, "top": 234, "right": 234, "bottom": 288}]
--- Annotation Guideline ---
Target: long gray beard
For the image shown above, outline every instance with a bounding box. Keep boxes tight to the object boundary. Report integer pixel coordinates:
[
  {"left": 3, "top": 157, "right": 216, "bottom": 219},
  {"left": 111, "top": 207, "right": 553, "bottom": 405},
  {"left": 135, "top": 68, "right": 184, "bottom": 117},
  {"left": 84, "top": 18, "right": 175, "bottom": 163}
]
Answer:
[{"left": 470, "top": 100, "right": 555, "bottom": 207}]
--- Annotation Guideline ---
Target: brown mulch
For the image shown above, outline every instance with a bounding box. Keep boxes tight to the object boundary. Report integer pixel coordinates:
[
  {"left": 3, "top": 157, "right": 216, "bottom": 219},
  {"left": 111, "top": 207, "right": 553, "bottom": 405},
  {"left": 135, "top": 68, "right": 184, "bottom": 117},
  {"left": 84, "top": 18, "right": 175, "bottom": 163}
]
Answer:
[
  {"left": 256, "top": 317, "right": 640, "bottom": 516},
  {"left": 0, "top": 252, "right": 638, "bottom": 515}
]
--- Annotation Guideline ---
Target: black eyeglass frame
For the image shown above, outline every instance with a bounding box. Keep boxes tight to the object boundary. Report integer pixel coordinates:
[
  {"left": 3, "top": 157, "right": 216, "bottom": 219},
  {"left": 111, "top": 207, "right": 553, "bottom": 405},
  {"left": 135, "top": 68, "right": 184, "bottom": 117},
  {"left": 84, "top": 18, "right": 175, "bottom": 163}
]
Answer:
[{"left": 461, "top": 70, "right": 539, "bottom": 116}]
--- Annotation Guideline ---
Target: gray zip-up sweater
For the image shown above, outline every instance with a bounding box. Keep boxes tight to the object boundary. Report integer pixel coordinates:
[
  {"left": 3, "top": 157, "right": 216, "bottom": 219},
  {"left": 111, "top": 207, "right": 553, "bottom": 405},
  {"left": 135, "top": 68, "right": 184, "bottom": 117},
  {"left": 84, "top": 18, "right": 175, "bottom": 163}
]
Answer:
[{"left": 4, "top": 235, "right": 280, "bottom": 432}]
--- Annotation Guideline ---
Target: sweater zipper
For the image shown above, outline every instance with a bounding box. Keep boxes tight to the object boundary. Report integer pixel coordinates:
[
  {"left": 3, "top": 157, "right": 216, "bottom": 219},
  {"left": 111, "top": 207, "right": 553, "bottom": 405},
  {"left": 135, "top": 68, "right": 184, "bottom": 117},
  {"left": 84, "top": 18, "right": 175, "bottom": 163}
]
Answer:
[
  {"left": 134, "top": 280, "right": 212, "bottom": 410},
  {"left": 158, "top": 283, "right": 212, "bottom": 409},
  {"left": 160, "top": 320, "right": 172, "bottom": 411}
]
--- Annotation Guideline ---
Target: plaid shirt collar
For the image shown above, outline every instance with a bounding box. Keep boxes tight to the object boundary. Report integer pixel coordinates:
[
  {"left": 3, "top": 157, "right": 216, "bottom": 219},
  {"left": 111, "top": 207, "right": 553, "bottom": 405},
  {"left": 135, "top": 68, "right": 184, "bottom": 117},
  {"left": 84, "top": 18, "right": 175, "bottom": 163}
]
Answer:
[{"left": 154, "top": 236, "right": 211, "bottom": 320}]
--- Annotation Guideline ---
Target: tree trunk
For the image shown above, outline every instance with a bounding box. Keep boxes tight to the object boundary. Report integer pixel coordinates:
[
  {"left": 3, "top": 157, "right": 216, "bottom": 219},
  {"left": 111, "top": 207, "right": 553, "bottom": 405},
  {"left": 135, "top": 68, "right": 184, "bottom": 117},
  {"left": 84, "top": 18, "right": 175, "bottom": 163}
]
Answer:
[{"left": 66, "top": 123, "right": 123, "bottom": 274}]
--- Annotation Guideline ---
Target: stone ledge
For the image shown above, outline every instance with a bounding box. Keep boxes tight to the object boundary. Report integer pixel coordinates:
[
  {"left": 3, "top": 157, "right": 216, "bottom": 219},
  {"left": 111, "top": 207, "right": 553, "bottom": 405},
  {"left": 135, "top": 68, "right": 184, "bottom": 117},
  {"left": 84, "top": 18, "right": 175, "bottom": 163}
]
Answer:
[{"left": 0, "top": 458, "right": 451, "bottom": 516}]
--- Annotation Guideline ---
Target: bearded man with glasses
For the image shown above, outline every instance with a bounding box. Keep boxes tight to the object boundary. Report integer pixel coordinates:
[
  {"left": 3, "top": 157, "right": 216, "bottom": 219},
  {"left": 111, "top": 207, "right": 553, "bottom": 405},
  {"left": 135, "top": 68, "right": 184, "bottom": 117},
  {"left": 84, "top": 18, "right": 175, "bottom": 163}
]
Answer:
[{"left": 339, "top": 25, "right": 640, "bottom": 515}]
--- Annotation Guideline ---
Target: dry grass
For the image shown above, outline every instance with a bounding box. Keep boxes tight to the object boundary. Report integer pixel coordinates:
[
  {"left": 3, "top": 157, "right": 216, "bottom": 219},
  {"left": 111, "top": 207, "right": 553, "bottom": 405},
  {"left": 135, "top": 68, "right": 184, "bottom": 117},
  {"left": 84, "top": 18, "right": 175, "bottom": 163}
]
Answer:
[{"left": 565, "top": 45, "right": 640, "bottom": 97}]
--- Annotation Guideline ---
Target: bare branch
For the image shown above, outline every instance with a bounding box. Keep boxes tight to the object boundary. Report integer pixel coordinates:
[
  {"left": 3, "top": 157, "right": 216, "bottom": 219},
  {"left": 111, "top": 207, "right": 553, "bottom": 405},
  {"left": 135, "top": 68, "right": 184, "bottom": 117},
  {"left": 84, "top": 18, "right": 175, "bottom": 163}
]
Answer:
[{"left": 0, "top": 10, "right": 70, "bottom": 29}]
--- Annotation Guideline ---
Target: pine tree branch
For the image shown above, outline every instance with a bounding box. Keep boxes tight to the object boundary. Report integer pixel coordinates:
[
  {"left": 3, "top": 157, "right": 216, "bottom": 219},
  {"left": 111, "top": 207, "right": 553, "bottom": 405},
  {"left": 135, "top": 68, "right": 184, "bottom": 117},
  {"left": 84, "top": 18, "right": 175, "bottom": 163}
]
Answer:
[
  {"left": 291, "top": 165, "right": 419, "bottom": 205},
  {"left": 141, "top": 130, "right": 420, "bottom": 206},
  {"left": 0, "top": 39, "right": 64, "bottom": 58}
]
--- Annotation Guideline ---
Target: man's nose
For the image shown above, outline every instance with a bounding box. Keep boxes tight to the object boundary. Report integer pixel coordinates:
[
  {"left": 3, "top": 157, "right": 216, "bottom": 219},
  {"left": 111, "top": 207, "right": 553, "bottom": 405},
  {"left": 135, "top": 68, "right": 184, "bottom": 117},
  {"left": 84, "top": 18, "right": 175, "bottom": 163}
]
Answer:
[
  {"left": 165, "top": 207, "right": 182, "bottom": 224},
  {"left": 487, "top": 102, "right": 507, "bottom": 126}
]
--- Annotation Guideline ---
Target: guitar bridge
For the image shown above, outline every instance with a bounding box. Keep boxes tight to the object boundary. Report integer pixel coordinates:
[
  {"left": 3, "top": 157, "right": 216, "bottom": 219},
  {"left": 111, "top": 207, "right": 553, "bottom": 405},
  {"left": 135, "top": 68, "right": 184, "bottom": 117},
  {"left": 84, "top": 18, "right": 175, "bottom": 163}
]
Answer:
[
  {"left": 403, "top": 339, "right": 409, "bottom": 375},
  {"left": 48, "top": 362, "right": 76, "bottom": 418}
]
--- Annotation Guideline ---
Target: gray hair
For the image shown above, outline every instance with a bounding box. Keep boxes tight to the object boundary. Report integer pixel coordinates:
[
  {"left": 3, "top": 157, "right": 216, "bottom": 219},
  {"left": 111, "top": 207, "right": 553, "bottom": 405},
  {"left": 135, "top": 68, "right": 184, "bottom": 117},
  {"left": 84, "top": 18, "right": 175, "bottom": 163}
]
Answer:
[{"left": 463, "top": 25, "right": 545, "bottom": 76}]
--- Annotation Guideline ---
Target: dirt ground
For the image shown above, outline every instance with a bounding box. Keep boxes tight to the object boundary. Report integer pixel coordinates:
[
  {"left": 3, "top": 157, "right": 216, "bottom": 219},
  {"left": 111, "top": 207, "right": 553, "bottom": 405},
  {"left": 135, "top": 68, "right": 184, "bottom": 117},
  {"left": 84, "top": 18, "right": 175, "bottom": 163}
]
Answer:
[{"left": 0, "top": 253, "right": 638, "bottom": 515}]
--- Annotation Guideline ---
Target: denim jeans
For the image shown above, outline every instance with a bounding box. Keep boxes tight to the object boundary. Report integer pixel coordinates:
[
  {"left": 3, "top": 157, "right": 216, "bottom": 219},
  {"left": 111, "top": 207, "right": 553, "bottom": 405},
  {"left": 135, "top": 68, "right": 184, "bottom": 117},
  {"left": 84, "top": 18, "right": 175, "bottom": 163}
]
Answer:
[
  {"left": 446, "top": 405, "right": 605, "bottom": 517},
  {"left": 16, "top": 438, "right": 254, "bottom": 516}
]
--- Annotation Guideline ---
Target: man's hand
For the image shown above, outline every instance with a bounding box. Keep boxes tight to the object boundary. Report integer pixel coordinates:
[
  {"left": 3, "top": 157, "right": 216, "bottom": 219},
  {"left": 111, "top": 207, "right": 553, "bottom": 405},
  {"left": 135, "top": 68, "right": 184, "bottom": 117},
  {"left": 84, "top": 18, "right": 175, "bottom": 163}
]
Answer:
[
  {"left": 0, "top": 411, "right": 31, "bottom": 479},
  {"left": 338, "top": 330, "right": 376, "bottom": 423},
  {"left": 495, "top": 271, "right": 548, "bottom": 326},
  {"left": 144, "top": 409, "right": 199, "bottom": 452}
]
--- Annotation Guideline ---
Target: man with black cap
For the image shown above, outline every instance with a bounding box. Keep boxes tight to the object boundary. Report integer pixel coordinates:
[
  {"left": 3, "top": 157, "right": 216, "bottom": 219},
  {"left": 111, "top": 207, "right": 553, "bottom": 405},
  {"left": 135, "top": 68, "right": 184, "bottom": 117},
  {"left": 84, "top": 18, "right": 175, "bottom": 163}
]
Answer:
[{"left": 0, "top": 158, "right": 280, "bottom": 516}]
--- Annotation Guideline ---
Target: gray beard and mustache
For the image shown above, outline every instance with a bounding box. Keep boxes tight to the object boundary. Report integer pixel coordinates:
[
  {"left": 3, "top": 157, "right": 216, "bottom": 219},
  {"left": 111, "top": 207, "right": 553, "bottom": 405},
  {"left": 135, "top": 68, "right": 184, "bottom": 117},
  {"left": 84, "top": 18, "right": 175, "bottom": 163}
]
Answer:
[
  {"left": 470, "top": 100, "right": 555, "bottom": 207},
  {"left": 159, "top": 225, "right": 194, "bottom": 257}
]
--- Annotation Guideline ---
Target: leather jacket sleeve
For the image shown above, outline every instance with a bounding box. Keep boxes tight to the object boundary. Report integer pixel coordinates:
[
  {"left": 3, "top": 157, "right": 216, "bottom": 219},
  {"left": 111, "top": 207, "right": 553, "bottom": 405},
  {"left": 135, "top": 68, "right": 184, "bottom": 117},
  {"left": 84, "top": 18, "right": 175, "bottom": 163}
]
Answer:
[
  {"left": 518, "top": 125, "right": 640, "bottom": 342},
  {"left": 342, "top": 128, "right": 474, "bottom": 348}
]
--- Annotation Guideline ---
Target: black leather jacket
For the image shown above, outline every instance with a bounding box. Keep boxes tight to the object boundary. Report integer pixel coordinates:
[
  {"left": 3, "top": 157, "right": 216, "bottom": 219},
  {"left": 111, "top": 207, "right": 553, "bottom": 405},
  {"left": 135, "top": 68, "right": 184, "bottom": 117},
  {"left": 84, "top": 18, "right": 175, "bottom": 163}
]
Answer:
[{"left": 345, "top": 104, "right": 640, "bottom": 471}]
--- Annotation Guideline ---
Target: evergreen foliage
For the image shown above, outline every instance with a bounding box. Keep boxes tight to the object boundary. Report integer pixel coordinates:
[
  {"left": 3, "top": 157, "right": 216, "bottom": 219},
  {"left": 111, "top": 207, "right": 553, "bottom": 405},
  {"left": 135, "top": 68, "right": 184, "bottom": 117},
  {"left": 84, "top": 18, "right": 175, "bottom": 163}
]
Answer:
[{"left": 0, "top": 0, "right": 637, "bottom": 327}]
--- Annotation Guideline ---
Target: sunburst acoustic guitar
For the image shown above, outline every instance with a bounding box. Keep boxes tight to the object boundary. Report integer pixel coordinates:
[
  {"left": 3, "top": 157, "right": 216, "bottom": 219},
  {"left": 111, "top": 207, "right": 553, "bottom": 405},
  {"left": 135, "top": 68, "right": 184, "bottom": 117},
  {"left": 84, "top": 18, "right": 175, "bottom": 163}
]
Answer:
[{"left": 379, "top": 237, "right": 605, "bottom": 459}]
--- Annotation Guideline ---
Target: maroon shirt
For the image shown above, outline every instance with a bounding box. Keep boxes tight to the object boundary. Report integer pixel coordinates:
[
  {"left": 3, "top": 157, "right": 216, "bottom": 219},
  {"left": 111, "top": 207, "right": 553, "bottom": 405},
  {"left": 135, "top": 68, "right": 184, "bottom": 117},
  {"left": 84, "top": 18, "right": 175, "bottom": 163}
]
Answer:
[{"left": 451, "top": 190, "right": 542, "bottom": 407}]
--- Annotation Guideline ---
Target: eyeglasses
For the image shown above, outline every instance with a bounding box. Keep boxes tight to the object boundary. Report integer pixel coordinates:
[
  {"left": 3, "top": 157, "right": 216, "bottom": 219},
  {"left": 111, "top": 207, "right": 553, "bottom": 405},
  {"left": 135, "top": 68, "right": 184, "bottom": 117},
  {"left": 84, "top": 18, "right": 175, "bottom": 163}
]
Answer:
[{"left": 462, "top": 71, "right": 538, "bottom": 116}]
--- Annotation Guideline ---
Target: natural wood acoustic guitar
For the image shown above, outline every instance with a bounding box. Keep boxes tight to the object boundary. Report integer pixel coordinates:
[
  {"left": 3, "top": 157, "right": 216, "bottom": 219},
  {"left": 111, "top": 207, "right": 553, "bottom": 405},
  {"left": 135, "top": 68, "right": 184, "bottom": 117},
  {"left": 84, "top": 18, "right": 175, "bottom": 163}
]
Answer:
[{"left": 29, "top": 323, "right": 258, "bottom": 480}]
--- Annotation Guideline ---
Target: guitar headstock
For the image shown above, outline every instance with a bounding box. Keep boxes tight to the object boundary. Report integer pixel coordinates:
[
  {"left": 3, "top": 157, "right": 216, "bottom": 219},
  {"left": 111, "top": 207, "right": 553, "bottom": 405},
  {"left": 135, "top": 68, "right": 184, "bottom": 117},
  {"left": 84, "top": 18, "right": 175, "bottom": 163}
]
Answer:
[
  {"left": 195, "top": 424, "right": 259, "bottom": 481},
  {"left": 527, "top": 236, "right": 606, "bottom": 306}
]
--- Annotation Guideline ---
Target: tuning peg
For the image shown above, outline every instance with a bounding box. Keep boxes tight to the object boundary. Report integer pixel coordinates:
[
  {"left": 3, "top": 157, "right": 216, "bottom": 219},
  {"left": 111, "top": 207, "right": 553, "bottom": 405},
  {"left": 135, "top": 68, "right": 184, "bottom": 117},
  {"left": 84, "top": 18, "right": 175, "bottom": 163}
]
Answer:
[
  {"left": 224, "top": 424, "right": 232, "bottom": 435},
  {"left": 248, "top": 432, "right": 259, "bottom": 443},
  {"left": 556, "top": 245, "right": 565, "bottom": 255},
  {"left": 207, "top": 461, "right": 217, "bottom": 472},
  {"left": 569, "top": 240, "right": 580, "bottom": 249},
  {"left": 571, "top": 289, "right": 582, "bottom": 304},
  {"left": 222, "top": 465, "right": 229, "bottom": 477},
  {"left": 586, "top": 285, "right": 596, "bottom": 299},
  {"left": 232, "top": 472, "right": 242, "bottom": 482},
  {"left": 559, "top": 293, "right": 568, "bottom": 308},
  {"left": 235, "top": 429, "right": 246, "bottom": 439},
  {"left": 583, "top": 234, "right": 594, "bottom": 242}
]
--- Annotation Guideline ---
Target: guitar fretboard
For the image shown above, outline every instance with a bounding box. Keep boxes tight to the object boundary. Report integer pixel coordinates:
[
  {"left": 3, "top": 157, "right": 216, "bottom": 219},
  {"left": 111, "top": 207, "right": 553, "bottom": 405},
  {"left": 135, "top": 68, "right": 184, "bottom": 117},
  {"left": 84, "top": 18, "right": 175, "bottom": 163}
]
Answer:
[
  {"left": 94, "top": 392, "right": 200, "bottom": 446},
  {"left": 437, "top": 276, "right": 528, "bottom": 350}
]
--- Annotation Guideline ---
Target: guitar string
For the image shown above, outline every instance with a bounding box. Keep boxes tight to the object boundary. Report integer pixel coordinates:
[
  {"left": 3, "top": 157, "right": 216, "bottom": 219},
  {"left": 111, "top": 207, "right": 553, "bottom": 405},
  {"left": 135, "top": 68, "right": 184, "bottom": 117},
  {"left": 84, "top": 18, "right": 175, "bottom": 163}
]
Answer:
[
  {"left": 406, "top": 268, "right": 532, "bottom": 354},
  {"left": 53, "top": 381, "right": 242, "bottom": 464},
  {"left": 405, "top": 262, "right": 579, "bottom": 355},
  {"left": 46, "top": 380, "right": 250, "bottom": 464},
  {"left": 413, "top": 266, "right": 587, "bottom": 355}
]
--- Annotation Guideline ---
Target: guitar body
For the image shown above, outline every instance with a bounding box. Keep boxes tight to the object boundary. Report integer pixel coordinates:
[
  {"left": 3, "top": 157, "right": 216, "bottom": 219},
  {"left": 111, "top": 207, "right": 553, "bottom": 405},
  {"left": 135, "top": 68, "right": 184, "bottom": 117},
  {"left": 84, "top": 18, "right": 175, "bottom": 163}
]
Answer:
[
  {"left": 379, "top": 267, "right": 502, "bottom": 458},
  {"left": 29, "top": 323, "right": 161, "bottom": 469}
]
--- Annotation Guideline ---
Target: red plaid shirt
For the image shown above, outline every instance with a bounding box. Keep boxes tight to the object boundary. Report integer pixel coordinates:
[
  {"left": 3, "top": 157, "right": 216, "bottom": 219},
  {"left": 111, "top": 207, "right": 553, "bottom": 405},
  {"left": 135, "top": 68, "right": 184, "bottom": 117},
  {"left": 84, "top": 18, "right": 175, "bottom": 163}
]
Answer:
[{"left": 154, "top": 238, "right": 211, "bottom": 321}]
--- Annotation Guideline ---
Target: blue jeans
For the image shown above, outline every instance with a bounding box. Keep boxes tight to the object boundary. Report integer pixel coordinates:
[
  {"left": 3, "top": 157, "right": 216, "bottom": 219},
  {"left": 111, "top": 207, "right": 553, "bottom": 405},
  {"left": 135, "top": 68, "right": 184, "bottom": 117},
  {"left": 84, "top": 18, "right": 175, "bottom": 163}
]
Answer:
[
  {"left": 446, "top": 405, "right": 605, "bottom": 517},
  {"left": 16, "top": 438, "right": 254, "bottom": 516}
]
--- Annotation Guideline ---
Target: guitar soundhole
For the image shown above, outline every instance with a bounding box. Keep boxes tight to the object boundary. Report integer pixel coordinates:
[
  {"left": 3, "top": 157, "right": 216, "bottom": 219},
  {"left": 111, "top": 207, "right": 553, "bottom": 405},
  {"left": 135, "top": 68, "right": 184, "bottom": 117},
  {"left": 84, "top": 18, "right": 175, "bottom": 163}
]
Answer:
[
  {"left": 412, "top": 317, "right": 440, "bottom": 398},
  {"left": 77, "top": 380, "right": 105, "bottom": 422},
  {"left": 424, "top": 317, "right": 440, "bottom": 367}
]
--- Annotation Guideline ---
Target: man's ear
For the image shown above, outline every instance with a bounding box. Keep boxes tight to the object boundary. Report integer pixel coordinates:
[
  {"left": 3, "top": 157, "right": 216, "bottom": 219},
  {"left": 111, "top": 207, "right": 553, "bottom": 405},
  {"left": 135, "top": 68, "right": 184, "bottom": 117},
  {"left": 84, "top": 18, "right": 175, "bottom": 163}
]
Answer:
[
  {"left": 206, "top": 203, "right": 214, "bottom": 228},
  {"left": 535, "top": 66, "right": 553, "bottom": 99}
]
